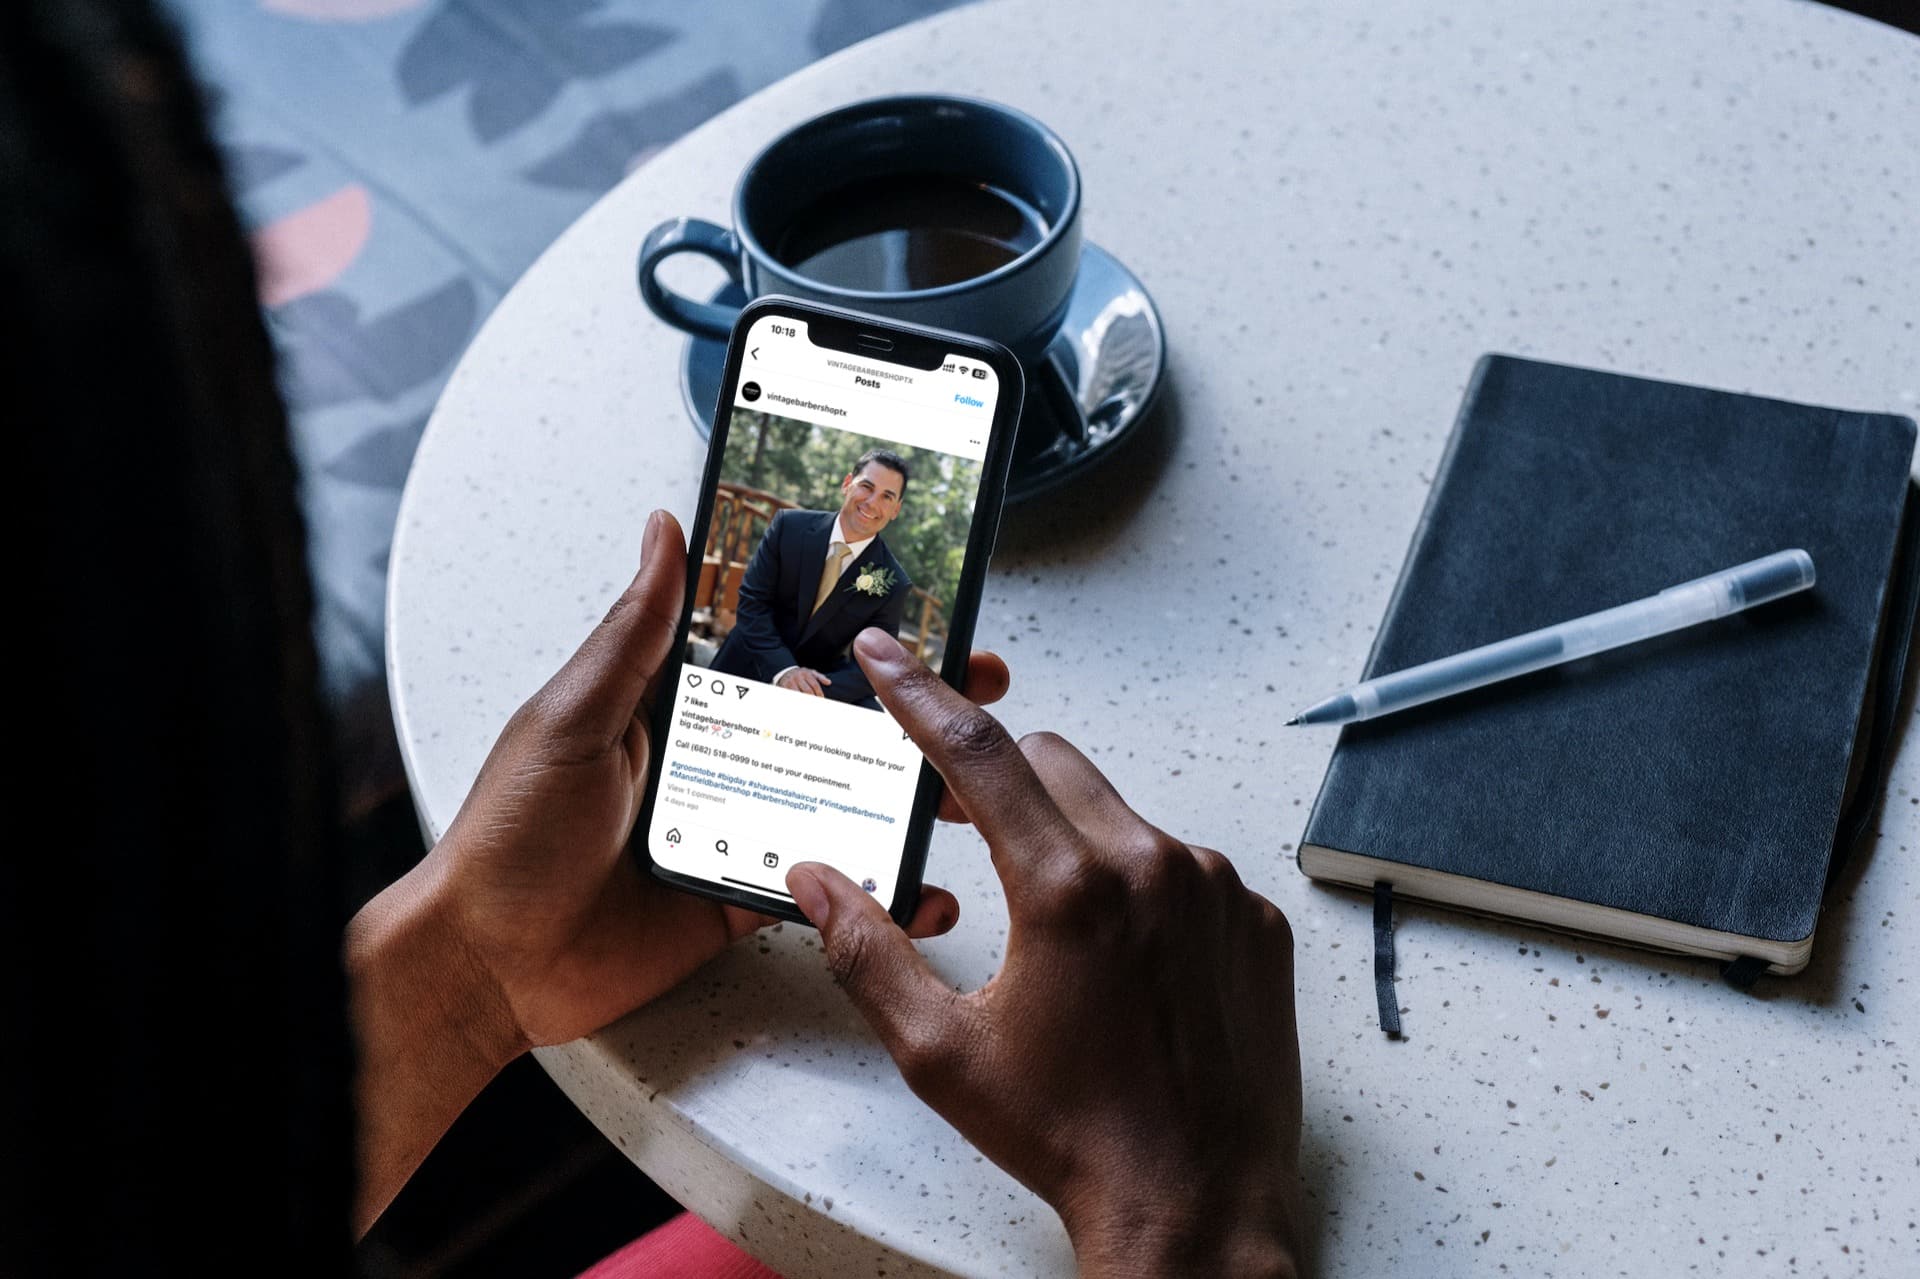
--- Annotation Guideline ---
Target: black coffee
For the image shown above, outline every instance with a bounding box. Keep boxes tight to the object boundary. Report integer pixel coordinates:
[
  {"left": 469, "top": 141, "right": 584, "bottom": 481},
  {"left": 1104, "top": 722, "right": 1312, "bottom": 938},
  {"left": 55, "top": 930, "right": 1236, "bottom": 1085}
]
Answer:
[{"left": 774, "top": 173, "right": 1047, "bottom": 291}]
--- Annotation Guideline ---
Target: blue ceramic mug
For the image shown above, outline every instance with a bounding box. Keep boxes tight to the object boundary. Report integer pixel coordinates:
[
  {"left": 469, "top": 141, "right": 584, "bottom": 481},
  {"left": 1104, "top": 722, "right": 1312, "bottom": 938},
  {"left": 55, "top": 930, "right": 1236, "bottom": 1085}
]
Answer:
[{"left": 637, "top": 95, "right": 1081, "bottom": 362}]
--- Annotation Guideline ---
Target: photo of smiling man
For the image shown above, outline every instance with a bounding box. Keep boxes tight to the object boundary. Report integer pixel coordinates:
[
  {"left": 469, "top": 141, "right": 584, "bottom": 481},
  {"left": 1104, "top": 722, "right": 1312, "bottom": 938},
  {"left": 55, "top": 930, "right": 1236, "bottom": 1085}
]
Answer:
[
  {"left": 685, "top": 406, "right": 984, "bottom": 711},
  {"left": 709, "top": 448, "right": 913, "bottom": 708}
]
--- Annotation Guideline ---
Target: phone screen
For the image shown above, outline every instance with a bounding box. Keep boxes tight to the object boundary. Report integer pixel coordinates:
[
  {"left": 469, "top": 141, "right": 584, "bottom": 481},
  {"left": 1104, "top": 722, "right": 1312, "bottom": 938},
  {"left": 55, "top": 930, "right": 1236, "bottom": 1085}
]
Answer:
[{"left": 644, "top": 310, "right": 1006, "bottom": 914}]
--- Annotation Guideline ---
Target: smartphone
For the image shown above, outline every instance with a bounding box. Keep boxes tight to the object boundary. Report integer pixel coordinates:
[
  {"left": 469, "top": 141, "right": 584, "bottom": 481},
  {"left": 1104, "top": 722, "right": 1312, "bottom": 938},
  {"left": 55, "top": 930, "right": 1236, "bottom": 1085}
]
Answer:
[{"left": 637, "top": 297, "right": 1024, "bottom": 926}]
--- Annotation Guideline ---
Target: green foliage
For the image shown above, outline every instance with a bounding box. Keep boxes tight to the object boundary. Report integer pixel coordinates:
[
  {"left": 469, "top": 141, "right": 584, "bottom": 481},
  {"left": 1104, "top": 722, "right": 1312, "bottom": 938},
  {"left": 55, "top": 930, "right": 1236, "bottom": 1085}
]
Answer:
[{"left": 720, "top": 408, "right": 981, "bottom": 607}]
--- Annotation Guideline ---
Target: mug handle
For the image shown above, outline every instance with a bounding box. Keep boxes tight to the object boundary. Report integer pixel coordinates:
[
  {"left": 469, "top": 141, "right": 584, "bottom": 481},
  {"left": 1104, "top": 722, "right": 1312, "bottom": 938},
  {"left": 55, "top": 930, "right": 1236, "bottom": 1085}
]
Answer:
[{"left": 636, "top": 217, "right": 745, "bottom": 340}]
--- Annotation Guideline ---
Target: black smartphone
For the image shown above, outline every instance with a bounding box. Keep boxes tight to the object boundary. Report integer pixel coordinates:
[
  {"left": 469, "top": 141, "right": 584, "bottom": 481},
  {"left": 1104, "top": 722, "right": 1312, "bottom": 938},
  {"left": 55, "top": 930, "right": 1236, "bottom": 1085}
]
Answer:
[{"left": 637, "top": 296, "right": 1024, "bottom": 926}]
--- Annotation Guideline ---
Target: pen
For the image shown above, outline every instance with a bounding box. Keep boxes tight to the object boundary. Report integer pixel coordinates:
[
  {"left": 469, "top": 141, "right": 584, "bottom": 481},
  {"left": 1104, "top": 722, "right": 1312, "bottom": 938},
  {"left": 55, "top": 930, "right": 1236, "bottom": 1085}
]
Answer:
[{"left": 1286, "top": 549, "right": 1816, "bottom": 727}]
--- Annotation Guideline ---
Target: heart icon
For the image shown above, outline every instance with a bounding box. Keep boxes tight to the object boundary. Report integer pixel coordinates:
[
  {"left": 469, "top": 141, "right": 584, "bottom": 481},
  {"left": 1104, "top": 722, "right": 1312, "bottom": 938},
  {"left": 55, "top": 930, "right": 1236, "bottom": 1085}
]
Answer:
[{"left": 686, "top": 673, "right": 702, "bottom": 690}]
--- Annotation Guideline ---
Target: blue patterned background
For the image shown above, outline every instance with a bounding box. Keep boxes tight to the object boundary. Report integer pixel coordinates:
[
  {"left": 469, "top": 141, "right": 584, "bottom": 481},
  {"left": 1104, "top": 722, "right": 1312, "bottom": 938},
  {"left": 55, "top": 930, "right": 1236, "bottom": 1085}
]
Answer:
[{"left": 162, "top": 0, "right": 974, "bottom": 799}]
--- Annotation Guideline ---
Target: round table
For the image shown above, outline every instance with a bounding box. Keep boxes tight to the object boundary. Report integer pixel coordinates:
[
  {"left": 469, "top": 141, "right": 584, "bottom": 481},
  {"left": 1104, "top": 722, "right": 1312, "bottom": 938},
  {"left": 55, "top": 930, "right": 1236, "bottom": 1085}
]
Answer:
[{"left": 388, "top": 1, "right": 1920, "bottom": 1273}]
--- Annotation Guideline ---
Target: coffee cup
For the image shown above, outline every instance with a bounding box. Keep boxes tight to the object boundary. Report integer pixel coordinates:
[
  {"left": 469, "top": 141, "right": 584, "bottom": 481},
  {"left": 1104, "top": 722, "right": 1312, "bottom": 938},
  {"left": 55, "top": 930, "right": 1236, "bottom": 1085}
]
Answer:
[{"left": 637, "top": 95, "right": 1081, "bottom": 363}]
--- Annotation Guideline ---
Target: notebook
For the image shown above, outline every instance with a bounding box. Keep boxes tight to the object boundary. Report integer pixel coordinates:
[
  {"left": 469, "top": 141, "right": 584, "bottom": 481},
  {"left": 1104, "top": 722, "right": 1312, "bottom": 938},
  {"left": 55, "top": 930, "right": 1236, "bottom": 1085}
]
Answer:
[{"left": 1297, "top": 355, "right": 1919, "bottom": 975}]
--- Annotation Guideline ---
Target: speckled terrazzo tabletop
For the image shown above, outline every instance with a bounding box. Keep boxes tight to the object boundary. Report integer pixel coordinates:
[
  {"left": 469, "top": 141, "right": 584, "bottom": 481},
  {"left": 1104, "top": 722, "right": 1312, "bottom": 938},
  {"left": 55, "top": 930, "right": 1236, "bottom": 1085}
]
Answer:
[{"left": 387, "top": 1, "right": 1920, "bottom": 1273}]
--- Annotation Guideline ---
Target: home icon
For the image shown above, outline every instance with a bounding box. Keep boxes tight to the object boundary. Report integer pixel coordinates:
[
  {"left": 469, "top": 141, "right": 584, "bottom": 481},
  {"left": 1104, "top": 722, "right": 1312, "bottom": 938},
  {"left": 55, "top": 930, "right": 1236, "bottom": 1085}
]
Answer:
[{"left": 665, "top": 828, "right": 682, "bottom": 845}]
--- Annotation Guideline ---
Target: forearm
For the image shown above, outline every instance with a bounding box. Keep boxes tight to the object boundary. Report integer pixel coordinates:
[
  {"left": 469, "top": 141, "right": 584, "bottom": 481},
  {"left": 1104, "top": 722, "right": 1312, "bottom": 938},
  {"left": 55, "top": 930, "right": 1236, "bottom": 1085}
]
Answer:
[{"left": 345, "top": 855, "right": 522, "bottom": 1236}]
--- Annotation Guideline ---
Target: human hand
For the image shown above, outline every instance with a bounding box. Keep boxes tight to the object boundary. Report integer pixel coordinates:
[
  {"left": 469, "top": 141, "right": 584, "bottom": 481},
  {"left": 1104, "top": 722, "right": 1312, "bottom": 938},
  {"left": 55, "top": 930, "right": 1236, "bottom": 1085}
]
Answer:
[
  {"left": 775, "top": 667, "right": 832, "bottom": 696},
  {"left": 401, "top": 513, "right": 1008, "bottom": 1060},
  {"left": 785, "top": 630, "right": 1302, "bottom": 1279},
  {"left": 350, "top": 514, "right": 1015, "bottom": 1231}
]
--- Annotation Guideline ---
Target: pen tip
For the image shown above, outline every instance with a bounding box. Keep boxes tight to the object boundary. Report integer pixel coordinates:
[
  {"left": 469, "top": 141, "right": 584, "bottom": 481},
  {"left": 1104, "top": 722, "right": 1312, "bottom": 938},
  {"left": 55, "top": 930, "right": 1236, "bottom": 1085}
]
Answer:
[{"left": 1284, "top": 716, "right": 1301, "bottom": 727}]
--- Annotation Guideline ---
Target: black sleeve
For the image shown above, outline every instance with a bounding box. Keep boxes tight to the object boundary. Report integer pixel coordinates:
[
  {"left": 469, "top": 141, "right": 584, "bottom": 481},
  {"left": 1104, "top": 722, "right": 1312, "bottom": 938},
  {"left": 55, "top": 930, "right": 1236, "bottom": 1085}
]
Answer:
[{"left": 725, "top": 513, "right": 801, "bottom": 680}]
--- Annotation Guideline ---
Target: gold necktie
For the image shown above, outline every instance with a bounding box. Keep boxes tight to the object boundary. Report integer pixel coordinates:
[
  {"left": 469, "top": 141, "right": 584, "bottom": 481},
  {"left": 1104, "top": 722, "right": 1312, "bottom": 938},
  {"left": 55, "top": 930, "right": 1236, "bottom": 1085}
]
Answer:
[{"left": 811, "top": 542, "right": 850, "bottom": 617}]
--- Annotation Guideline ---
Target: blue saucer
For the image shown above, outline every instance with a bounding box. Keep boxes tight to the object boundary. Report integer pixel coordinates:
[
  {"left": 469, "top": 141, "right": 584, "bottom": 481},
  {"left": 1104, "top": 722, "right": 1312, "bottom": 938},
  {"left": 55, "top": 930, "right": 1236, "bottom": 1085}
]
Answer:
[{"left": 677, "top": 242, "right": 1166, "bottom": 505}]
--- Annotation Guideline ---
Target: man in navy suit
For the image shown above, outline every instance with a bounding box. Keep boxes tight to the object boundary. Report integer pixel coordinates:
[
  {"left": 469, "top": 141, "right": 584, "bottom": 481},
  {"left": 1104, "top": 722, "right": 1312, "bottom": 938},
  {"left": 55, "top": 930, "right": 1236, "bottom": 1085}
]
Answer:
[{"left": 711, "top": 449, "right": 914, "bottom": 708}]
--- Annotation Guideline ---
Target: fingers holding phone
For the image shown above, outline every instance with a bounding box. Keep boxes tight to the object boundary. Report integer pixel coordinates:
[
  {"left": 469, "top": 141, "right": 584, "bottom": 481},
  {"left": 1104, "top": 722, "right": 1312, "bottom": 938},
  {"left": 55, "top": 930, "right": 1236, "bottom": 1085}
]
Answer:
[{"left": 787, "top": 628, "right": 1304, "bottom": 1277}]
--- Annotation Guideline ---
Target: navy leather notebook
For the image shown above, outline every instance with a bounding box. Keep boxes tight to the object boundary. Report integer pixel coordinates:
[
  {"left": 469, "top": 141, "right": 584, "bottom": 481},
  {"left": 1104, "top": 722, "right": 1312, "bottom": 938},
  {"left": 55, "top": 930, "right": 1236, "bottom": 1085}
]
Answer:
[{"left": 1298, "top": 355, "right": 1918, "bottom": 973}]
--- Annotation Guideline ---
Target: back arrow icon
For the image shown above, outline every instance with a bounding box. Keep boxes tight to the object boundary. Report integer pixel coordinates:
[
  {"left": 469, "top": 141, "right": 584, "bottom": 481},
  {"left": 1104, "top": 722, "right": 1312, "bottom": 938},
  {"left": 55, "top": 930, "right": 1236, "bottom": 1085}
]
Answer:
[{"left": 750, "top": 347, "right": 759, "bottom": 359}]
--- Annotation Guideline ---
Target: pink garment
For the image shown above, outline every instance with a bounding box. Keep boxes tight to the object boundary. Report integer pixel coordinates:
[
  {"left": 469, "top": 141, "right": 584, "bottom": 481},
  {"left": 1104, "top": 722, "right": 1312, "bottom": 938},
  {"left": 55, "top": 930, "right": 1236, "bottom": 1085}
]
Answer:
[{"left": 578, "top": 1212, "right": 784, "bottom": 1279}]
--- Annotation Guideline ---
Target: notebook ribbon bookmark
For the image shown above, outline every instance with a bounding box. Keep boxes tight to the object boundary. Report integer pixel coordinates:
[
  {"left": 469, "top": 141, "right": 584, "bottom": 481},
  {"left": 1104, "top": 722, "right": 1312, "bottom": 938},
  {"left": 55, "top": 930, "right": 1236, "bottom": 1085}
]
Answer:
[{"left": 1373, "top": 881, "right": 1402, "bottom": 1037}]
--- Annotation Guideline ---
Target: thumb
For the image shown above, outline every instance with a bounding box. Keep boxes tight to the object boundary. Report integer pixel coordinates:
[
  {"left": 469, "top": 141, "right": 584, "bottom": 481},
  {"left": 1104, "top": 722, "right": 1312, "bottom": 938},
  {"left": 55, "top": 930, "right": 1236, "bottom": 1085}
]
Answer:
[
  {"left": 787, "top": 863, "right": 960, "bottom": 1074},
  {"left": 543, "top": 510, "right": 687, "bottom": 740}
]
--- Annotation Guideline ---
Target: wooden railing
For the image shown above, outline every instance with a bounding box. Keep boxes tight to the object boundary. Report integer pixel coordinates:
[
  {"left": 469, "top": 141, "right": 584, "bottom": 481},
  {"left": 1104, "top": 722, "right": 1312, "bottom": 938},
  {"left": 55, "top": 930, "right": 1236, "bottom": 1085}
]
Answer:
[
  {"left": 694, "top": 482, "right": 788, "bottom": 624},
  {"left": 696, "top": 481, "right": 948, "bottom": 665}
]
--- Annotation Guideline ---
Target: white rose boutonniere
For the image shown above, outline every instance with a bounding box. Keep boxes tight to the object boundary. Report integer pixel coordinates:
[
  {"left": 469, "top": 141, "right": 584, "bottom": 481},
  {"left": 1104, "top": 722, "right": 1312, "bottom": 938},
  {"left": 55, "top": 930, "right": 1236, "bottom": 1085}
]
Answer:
[{"left": 849, "top": 565, "right": 897, "bottom": 598}]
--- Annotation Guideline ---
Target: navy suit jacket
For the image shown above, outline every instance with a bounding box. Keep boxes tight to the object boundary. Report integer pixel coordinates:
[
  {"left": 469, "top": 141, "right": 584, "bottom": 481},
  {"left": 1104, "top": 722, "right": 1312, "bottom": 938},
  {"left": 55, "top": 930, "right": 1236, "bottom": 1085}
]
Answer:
[{"left": 710, "top": 510, "right": 912, "bottom": 706}]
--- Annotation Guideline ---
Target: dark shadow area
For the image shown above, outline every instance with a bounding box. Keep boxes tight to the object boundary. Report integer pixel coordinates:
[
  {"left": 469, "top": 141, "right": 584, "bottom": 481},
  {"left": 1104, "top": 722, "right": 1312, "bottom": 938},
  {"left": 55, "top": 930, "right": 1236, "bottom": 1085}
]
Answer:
[
  {"left": 360, "top": 1056, "right": 679, "bottom": 1279},
  {"left": 1818, "top": 0, "right": 1920, "bottom": 37}
]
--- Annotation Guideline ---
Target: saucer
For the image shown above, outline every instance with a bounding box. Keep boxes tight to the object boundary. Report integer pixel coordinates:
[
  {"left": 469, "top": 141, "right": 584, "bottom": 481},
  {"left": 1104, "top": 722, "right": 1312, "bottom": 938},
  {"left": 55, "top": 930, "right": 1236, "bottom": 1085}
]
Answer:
[{"left": 676, "top": 242, "right": 1166, "bottom": 505}]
